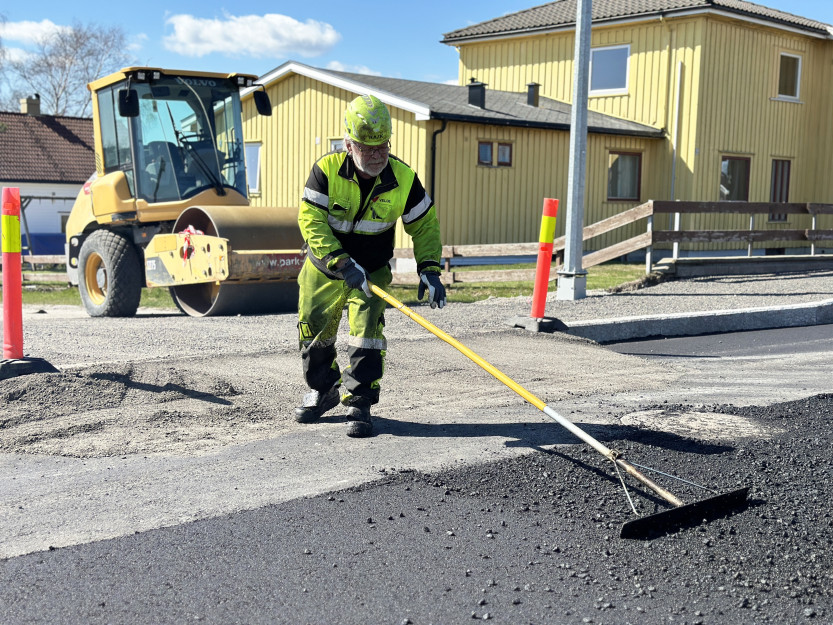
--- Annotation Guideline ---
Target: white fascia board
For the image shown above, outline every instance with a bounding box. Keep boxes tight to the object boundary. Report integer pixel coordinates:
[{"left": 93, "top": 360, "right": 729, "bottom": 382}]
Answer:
[{"left": 243, "top": 60, "right": 432, "bottom": 121}]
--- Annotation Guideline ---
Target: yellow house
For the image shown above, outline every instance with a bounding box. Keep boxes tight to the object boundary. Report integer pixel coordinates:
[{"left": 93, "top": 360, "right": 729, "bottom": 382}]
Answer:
[
  {"left": 442, "top": 0, "right": 833, "bottom": 252},
  {"left": 242, "top": 61, "right": 664, "bottom": 252},
  {"left": 244, "top": 0, "right": 833, "bottom": 257}
]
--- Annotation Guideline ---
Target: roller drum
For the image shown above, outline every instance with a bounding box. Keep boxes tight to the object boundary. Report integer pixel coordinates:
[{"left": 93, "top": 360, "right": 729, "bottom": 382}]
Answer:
[{"left": 170, "top": 205, "right": 303, "bottom": 317}]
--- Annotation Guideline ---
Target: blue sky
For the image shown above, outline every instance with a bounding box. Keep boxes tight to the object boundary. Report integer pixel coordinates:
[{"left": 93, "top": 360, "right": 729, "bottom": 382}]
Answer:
[{"left": 2, "top": 0, "right": 832, "bottom": 86}]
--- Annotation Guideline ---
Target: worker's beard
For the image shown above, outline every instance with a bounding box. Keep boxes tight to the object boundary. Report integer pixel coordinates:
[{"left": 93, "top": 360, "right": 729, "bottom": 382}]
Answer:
[{"left": 353, "top": 153, "right": 388, "bottom": 179}]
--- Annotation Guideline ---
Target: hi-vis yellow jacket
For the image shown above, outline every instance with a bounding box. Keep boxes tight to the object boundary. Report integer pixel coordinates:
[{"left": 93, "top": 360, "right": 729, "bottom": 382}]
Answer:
[{"left": 299, "top": 151, "right": 442, "bottom": 277}]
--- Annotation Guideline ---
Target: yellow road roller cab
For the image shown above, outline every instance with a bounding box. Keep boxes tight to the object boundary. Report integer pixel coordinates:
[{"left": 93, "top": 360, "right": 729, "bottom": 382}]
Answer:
[{"left": 65, "top": 67, "right": 303, "bottom": 317}]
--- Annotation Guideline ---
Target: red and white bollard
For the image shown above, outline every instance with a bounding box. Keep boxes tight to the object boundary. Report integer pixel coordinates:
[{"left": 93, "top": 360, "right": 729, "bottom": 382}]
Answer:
[
  {"left": 530, "top": 198, "right": 559, "bottom": 320},
  {"left": 2, "top": 187, "right": 23, "bottom": 359},
  {"left": 509, "top": 198, "right": 564, "bottom": 333},
  {"left": 1, "top": 187, "right": 57, "bottom": 379}
]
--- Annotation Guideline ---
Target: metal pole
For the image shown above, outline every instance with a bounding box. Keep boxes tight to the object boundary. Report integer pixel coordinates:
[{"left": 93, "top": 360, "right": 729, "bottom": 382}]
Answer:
[
  {"left": 556, "top": 0, "right": 592, "bottom": 301},
  {"left": 671, "top": 61, "right": 683, "bottom": 261}
]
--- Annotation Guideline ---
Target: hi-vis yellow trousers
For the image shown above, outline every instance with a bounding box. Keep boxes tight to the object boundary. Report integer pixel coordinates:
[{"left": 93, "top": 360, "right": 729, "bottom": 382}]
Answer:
[{"left": 296, "top": 258, "right": 392, "bottom": 404}]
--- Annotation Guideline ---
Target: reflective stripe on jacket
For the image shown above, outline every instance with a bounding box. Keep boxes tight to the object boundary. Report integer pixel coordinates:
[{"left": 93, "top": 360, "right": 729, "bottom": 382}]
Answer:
[{"left": 299, "top": 151, "right": 442, "bottom": 275}]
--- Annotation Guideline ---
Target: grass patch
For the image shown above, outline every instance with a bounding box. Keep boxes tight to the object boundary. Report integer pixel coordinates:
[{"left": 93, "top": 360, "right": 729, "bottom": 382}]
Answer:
[{"left": 7, "top": 262, "right": 648, "bottom": 309}]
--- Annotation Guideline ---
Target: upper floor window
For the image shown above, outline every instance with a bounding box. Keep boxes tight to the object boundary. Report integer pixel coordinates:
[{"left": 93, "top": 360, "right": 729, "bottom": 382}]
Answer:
[
  {"left": 720, "top": 156, "right": 751, "bottom": 201},
  {"left": 777, "top": 53, "right": 801, "bottom": 100},
  {"left": 607, "top": 151, "right": 641, "bottom": 201},
  {"left": 590, "top": 45, "right": 630, "bottom": 95}
]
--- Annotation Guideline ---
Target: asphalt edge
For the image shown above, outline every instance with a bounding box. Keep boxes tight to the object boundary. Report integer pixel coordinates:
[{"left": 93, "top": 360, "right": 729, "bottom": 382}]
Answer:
[{"left": 510, "top": 298, "right": 833, "bottom": 344}]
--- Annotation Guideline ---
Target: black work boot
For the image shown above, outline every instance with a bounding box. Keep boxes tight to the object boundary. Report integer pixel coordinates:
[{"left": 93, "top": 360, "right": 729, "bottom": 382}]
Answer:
[
  {"left": 294, "top": 386, "right": 340, "bottom": 423},
  {"left": 345, "top": 397, "right": 373, "bottom": 438}
]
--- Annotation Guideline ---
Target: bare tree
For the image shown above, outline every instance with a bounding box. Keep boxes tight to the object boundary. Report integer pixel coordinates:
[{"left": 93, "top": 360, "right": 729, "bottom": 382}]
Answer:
[
  {"left": 9, "top": 21, "right": 134, "bottom": 117},
  {"left": 0, "top": 13, "right": 8, "bottom": 106},
  {"left": 0, "top": 15, "right": 19, "bottom": 112}
]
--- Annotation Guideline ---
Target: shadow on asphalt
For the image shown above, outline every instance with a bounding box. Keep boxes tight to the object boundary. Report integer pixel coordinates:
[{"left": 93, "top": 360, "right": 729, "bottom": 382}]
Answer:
[
  {"left": 87, "top": 372, "right": 234, "bottom": 405},
  {"left": 358, "top": 416, "right": 735, "bottom": 456}
]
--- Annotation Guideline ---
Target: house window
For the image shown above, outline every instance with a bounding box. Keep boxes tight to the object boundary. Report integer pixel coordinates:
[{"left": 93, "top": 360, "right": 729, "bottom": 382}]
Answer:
[
  {"left": 478, "top": 141, "right": 493, "bottom": 165},
  {"left": 497, "top": 143, "right": 513, "bottom": 166},
  {"left": 478, "top": 141, "right": 513, "bottom": 167},
  {"left": 330, "top": 138, "right": 345, "bottom": 152},
  {"left": 607, "top": 152, "right": 641, "bottom": 201},
  {"left": 590, "top": 45, "right": 630, "bottom": 95},
  {"left": 769, "top": 159, "right": 791, "bottom": 222},
  {"left": 244, "top": 142, "right": 261, "bottom": 194},
  {"left": 777, "top": 53, "right": 801, "bottom": 100},
  {"left": 720, "top": 156, "right": 751, "bottom": 201}
]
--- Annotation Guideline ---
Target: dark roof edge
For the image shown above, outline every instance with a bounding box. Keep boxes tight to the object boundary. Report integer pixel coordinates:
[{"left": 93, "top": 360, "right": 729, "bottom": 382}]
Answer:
[
  {"left": 442, "top": 6, "right": 832, "bottom": 45},
  {"left": 0, "top": 111, "right": 93, "bottom": 122},
  {"left": 429, "top": 112, "right": 666, "bottom": 138},
  {"left": 0, "top": 178, "right": 89, "bottom": 185}
]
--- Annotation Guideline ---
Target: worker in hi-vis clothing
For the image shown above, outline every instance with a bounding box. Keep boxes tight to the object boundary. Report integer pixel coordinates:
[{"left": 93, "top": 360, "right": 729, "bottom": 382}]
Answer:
[{"left": 295, "top": 94, "right": 445, "bottom": 437}]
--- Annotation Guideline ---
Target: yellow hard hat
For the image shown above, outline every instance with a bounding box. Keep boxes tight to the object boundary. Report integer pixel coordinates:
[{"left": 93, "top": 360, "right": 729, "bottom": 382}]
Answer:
[{"left": 344, "top": 94, "right": 391, "bottom": 146}]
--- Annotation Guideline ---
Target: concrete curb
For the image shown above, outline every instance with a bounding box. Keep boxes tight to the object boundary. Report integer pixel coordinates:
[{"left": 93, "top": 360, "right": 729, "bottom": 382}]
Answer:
[{"left": 511, "top": 298, "right": 833, "bottom": 344}]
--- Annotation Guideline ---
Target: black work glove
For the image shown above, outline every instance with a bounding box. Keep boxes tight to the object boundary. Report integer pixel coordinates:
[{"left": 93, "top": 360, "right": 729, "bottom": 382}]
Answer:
[
  {"left": 418, "top": 272, "right": 446, "bottom": 309},
  {"left": 340, "top": 259, "right": 372, "bottom": 297}
]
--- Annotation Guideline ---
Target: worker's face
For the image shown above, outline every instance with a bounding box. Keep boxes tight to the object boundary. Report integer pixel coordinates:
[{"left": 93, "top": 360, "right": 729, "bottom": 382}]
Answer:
[{"left": 348, "top": 140, "right": 389, "bottom": 179}]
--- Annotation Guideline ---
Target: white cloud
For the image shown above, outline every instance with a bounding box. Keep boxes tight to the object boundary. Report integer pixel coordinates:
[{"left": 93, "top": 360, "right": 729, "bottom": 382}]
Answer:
[
  {"left": 0, "top": 19, "right": 67, "bottom": 45},
  {"left": 325, "top": 61, "right": 381, "bottom": 76},
  {"left": 2, "top": 47, "right": 33, "bottom": 63},
  {"left": 164, "top": 13, "right": 340, "bottom": 59},
  {"left": 128, "top": 33, "right": 148, "bottom": 54}
]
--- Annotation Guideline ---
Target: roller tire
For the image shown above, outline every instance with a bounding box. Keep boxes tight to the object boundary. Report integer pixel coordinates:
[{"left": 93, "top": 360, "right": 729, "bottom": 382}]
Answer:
[{"left": 78, "top": 230, "right": 143, "bottom": 317}]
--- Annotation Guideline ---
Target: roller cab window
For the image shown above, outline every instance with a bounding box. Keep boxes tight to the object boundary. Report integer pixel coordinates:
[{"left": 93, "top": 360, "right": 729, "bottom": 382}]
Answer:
[{"left": 115, "top": 75, "right": 249, "bottom": 203}]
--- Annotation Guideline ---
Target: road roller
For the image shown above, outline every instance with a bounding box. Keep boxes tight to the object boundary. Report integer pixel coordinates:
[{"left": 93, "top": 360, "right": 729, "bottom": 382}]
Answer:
[{"left": 65, "top": 66, "right": 304, "bottom": 317}]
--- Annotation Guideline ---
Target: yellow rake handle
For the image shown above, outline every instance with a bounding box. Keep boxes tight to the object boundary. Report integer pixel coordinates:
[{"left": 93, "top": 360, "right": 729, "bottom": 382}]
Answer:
[{"left": 369, "top": 282, "right": 546, "bottom": 411}]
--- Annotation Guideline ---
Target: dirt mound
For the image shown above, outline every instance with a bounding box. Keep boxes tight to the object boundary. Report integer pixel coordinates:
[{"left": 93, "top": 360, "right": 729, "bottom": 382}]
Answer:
[{"left": 0, "top": 364, "right": 275, "bottom": 458}]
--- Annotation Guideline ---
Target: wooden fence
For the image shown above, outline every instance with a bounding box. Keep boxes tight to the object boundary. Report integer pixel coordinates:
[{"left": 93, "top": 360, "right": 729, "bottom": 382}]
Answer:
[
  {"left": 393, "top": 200, "right": 833, "bottom": 283},
  {"left": 8, "top": 201, "right": 833, "bottom": 285}
]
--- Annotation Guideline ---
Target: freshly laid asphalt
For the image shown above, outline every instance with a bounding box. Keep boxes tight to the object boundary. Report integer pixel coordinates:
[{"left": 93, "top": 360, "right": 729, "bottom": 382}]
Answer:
[{"left": 1, "top": 267, "right": 832, "bottom": 624}]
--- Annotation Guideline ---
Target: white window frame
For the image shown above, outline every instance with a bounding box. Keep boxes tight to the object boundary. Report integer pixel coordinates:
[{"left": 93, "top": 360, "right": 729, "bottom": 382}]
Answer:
[
  {"left": 244, "top": 142, "right": 262, "bottom": 195},
  {"left": 330, "top": 138, "right": 345, "bottom": 152},
  {"left": 775, "top": 52, "right": 802, "bottom": 101},
  {"left": 589, "top": 44, "right": 630, "bottom": 96}
]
